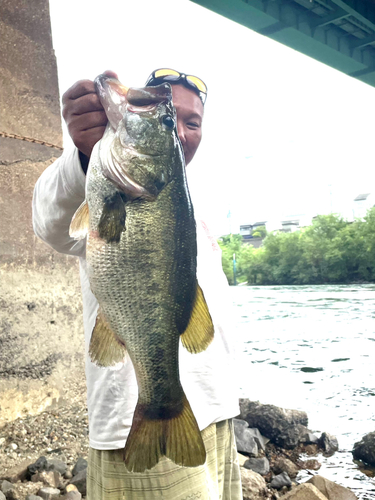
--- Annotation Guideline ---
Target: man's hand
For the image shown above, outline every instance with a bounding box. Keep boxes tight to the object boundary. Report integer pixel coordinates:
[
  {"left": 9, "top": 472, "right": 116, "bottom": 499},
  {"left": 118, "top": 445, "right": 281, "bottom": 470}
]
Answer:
[{"left": 62, "top": 70, "right": 118, "bottom": 159}]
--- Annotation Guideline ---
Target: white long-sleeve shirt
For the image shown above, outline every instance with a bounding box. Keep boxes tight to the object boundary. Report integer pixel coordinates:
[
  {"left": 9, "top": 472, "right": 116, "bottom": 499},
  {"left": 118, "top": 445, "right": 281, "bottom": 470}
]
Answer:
[{"left": 32, "top": 147, "right": 240, "bottom": 450}]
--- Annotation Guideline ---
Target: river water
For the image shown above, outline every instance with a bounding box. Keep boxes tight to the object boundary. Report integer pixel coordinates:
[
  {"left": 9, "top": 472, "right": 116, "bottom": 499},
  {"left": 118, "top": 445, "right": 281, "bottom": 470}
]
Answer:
[{"left": 232, "top": 284, "right": 375, "bottom": 499}]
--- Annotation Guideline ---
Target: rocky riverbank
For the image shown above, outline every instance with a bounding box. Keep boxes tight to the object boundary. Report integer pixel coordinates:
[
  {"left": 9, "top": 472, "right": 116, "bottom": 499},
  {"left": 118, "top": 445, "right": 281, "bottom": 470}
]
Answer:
[
  {"left": 0, "top": 397, "right": 374, "bottom": 499},
  {"left": 234, "top": 398, "right": 361, "bottom": 499},
  {"left": 0, "top": 376, "right": 88, "bottom": 499}
]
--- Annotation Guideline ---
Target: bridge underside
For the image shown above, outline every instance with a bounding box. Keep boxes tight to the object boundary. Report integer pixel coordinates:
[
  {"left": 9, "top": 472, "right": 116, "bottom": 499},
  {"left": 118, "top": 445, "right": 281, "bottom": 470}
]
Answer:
[{"left": 191, "top": 0, "right": 375, "bottom": 87}]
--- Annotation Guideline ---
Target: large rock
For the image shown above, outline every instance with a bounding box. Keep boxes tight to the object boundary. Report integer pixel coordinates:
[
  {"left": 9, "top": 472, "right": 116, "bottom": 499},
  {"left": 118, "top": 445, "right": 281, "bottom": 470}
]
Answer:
[
  {"left": 319, "top": 433, "right": 339, "bottom": 456},
  {"left": 63, "top": 487, "right": 82, "bottom": 500},
  {"left": 272, "top": 457, "right": 299, "bottom": 479},
  {"left": 352, "top": 431, "right": 375, "bottom": 466},
  {"left": 269, "top": 471, "right": 292, "bottom": 489},
  {"left": 239, "top": 399, "right": 308, "bottom": 449},
  {"left": 32, "top": 471, "right": 61, "bottom": 489},
  {"left": 244, "top": 457, "right": 270, "bottom": 476},
  {"left": 71, "top": 458, "right": 87, "bottom": 478},
  {"left": 307, "top": 475, "right": 357, "bottom": 500},
  {"left": 1, "top": 480, "right": 15, "bottom": 498},
  {"left": 233, "top": 419, "right": 258, "bottom": 456},
  {"left": 298, "top": 459, "right": 321, "bottom": 471},
  {"left": 46, "top": 459, "right": 67, "bottom": 476},
  {"left": 234, "top": 420, "right": 269, "bottom": 452},
  {"left": 240, "top": 468, "right": 269, "bottom": 500},
  {"left": 64, "top": 492, "right": 81, "bottom": 500},
  {"left": 281, "top": 483, "right": 327, "bottom": 499},
  {"left": 251, "top": 428, "right": 269, "bottom": 452},
  {"left": 28, "top": 457, "right": 48, "bottom": 478},
  {"left": 68, "top": 469, "right": 86, "bottom": 496},
  {"left": 65, "top": 486, "right": 78, "bottom": 494},
  {"left": 0, "top": 492, "right": 5, "bottom": 500},
  {"left": 300, "top": 430, "right": 320, "bottom": 445},
  {"left": 37, "top": 487, "right": 61, "bottom": 500}
]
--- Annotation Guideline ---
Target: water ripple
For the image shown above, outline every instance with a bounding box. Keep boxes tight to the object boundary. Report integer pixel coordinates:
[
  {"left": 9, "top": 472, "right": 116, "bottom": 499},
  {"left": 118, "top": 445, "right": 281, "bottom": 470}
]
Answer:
[{"left": 233, "top": 284, "right": 375, "bottom": 498}]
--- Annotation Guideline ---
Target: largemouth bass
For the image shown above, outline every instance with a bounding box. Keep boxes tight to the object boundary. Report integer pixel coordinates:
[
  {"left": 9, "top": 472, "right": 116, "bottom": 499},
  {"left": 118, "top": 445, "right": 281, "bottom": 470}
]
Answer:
[{"left": 69, "top": 75, "right": 214, "bottom": 472}]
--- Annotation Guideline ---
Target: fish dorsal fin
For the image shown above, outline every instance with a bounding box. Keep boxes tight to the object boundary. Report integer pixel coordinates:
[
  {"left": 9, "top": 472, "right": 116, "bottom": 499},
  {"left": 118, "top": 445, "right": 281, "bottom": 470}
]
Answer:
[
  {"left": 89, "top": 308, "right": 127, "bottom": 367},
  {"left": 69, "top": 200, "right": 89, "bottom": 240},
  {"left": 180, "top": 284, "right": 214, "bottom": 354}
]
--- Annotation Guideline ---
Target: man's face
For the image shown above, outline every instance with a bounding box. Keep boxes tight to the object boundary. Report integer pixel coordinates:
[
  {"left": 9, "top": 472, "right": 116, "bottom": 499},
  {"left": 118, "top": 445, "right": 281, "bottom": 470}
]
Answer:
[{"left": 171, "top": 84, "right": 204, "bottom": 165}]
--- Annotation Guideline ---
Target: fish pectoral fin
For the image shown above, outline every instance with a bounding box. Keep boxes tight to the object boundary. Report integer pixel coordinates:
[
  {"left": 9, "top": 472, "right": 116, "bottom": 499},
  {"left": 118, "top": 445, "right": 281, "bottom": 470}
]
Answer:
[
  {"left": 89, "top": 308, "right": 127, "bottom": 367},
  {"left": 98, "top": 192, "right": 126, "bottom": 243},
  {"left": 180, "top": 284, "right": 214, "bottom": 354},
  {"left": 69, "top": 200, "right": 89, "bottom": 240},
  {"left": 123, "top": 394, "right": 206, "bottom": 472}
]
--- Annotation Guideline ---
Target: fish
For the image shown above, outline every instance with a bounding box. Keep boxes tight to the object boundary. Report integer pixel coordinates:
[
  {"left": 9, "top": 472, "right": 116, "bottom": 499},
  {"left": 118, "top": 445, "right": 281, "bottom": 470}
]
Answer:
[{"left": 69, "top": 75, "right": 214, "bottom": 472}]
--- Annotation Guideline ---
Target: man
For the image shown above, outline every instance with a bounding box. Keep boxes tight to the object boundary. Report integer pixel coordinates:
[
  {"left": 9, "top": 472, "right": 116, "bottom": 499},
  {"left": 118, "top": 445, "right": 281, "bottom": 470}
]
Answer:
[{"left": 32, "top": 69, "right": 242, "bottom": 500}]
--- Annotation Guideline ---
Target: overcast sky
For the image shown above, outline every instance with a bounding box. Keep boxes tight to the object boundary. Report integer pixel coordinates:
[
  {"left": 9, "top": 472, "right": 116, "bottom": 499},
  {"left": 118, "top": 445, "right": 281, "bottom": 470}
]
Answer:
[{"left": 49, "top": 0, "right": 375, "bottom": 235}]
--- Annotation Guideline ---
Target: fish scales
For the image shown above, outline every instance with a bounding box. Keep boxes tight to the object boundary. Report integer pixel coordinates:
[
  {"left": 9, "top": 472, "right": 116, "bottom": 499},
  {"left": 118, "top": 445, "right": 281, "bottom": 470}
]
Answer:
[{"left": 88, "top": 182, "right": 193, "bottom": 406}]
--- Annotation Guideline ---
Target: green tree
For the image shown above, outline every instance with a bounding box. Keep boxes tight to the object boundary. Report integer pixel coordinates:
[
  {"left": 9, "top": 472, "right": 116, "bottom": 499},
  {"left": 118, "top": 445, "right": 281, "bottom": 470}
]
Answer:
[
  {"left": 252, "top": 225, "right": 267, "bottom": 239},
  {"left": 357, "top": 207, "right": 375, "bottom": 280},
  {"left": 218, "top": 234, "right": 246, "bottom": 285},
  {"left": 217, "top": 209, "right": 375, "bottom": 286},
  {"left": 301, "top": 214, "right": 347, "bottom": 283}
]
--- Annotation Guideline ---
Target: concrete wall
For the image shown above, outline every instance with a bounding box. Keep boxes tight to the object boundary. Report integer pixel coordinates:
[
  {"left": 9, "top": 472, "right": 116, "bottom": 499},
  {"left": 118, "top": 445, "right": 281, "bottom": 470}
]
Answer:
[
  {"left": 0, "top": 0, "right": 85, "bottom": 427},
  {"left": 0, "top": 0, "right": 62, "bottom": 145}
]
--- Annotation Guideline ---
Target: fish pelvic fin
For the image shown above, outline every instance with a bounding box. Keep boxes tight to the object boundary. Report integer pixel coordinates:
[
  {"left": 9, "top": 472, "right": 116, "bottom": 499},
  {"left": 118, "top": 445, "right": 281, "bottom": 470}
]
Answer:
[
  {"left": 180, "top": 284, "right": 214, "bottom": 354},
  {"left": 69, "top": 200, "right": 89, "bottom": 240},
  {"left": 98, "top": 192, "right": 126, "bottom": 243},
  {"left": 123, "top": 394, "right": 206, "bottom": 472},
  {"left": 89, "top": 308, "right": 126, "bottom": 366}
]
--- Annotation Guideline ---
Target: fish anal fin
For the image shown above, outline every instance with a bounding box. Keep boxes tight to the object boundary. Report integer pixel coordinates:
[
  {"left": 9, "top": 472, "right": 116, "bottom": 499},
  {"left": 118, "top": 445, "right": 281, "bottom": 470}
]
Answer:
[
  {"left": 123, "top": 394, "right": 206, "bottom": 472},
  {"left": 180, "top": 284, "right": 214, "bottom": 354},
  {"left": 98, "top": 192, "right": 126, "bottom": 243},
  {"left": 89, "top": 309, "right": 126, "bottom": 367},
  {"left": 69, "top": 200, "right": 89, "bottom": 240}
]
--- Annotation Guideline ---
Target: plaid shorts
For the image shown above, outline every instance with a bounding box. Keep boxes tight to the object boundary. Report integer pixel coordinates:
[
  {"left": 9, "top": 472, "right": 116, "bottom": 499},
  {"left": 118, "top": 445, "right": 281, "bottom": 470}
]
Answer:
[{"left": 87, "top": 419, "right": 242, "bottom": 500}]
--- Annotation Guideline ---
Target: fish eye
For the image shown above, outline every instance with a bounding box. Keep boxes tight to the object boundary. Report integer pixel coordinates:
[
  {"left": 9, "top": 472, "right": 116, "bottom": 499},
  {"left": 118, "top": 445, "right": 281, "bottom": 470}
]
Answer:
[{"left": 162, "top": 115, "right": 175, "bottom": 130}]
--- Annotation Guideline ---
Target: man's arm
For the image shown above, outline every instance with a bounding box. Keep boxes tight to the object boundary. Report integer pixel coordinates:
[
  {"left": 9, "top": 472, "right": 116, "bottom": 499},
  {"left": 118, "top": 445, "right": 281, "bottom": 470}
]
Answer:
[
  {"left": 32, "top": 147, "right": 87, "bottom": 256},
  {"left": 32, "top": 70, "right": 118, "bottom": 256}
]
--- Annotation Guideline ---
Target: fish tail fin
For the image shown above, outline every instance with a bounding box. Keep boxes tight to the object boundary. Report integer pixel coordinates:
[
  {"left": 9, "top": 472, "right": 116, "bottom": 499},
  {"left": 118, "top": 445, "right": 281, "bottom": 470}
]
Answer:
[{"left": 123, "top": 394, "right": 206, "bottom": 472}]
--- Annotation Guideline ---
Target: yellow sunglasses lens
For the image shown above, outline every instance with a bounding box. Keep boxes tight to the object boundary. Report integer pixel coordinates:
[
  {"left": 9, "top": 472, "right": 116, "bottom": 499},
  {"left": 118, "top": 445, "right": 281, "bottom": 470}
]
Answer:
[
  {"left": 154, "top": 69, "right": 180, "bottom": 78},
  {"left": 186, "top": 76, "right": 207, "bottom": 93}
]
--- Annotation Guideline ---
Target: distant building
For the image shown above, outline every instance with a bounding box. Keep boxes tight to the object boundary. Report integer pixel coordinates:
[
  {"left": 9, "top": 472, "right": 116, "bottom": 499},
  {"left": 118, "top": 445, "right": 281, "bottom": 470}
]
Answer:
[
  {"left": 239, "top": 222, "right": 267, "bottom": 247},
  {"left": 352, "top": 193, "right": 375, "bottom": 219},
  {"left": 280, "top": 219, "right": 300, "bottom": 233},
  {"left": 239, "top": 224, "right": 253, "bottom": 237},
  {"left": 239, "top": 214, "right": 313, "bottom": 243},
  {"left": 240, "top": 222, "right": 267, "bottom": 238}
]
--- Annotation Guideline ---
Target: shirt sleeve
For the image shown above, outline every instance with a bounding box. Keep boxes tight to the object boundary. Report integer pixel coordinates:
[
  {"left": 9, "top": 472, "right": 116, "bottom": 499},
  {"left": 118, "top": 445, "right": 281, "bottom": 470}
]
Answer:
[{"left": 32, "top": 147, "right": 87, "bottom": 257}]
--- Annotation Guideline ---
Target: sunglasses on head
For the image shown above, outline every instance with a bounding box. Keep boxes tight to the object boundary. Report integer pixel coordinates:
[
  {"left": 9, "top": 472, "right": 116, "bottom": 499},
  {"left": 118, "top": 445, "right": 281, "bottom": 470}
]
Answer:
[{"left": 145, "top": 68, "right": 207, "bottom": 104}]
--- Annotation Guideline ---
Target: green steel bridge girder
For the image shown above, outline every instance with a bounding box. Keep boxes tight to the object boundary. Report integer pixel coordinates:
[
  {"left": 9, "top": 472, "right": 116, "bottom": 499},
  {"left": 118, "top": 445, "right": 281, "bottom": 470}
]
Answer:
[{"left": 191, "top": 0, "right": 375, "bottom": 87}]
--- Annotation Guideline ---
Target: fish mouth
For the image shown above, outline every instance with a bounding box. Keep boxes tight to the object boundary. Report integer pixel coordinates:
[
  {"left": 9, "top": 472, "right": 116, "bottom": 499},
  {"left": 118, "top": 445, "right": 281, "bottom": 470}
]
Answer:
[{"left": 127, "top": 84, "right": 172, "bottom": 108}]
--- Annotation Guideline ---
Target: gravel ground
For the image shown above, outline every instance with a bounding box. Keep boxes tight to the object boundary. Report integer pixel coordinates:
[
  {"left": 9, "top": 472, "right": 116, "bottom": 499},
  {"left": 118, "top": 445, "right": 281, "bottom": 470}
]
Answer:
[{"left": 0, "top": 378, "right": 88, "bottom": 475}]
